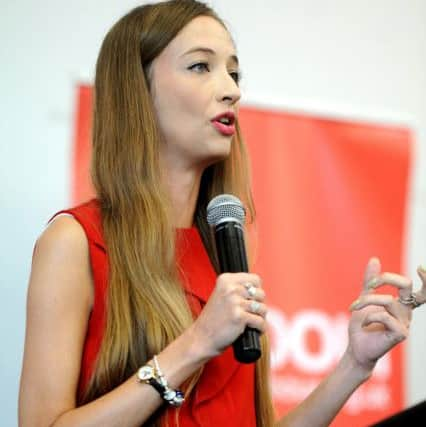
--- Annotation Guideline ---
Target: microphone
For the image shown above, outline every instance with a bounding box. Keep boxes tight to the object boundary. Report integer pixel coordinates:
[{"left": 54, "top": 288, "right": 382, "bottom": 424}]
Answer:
[{"left": 207, "top": 194, "right": 261, "bottom": 363}]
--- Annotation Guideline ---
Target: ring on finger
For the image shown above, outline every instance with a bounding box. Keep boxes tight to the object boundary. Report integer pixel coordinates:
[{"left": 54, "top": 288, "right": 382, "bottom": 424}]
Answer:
[
  {"left": 249, "top": 300, "right": 261, "bottom": 314},
  {"left": 244, "top": 282, "right": 257, "bottom": 290},
  {"left": 398, "top": 293, "right": 423, "bottom": 309},
  {"left": 246, "top": 285, "right": 257, "bottom": 299}
]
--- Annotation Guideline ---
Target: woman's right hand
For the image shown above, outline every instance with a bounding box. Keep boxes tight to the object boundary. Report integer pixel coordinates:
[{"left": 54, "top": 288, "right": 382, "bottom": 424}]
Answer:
[{"left": 190, "top": 272, "right": 268, "bottom": 358}]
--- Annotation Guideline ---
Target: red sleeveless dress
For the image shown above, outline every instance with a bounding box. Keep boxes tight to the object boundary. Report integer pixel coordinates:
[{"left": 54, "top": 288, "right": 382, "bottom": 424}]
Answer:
[{"left": 53, "top": 199, "right": 256, "bottom": 427}]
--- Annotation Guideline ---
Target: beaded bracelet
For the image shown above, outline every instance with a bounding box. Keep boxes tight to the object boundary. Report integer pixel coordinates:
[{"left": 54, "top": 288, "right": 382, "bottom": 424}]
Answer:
[{"left": 137, "top": 356, "right": 185, "bottom": 407}]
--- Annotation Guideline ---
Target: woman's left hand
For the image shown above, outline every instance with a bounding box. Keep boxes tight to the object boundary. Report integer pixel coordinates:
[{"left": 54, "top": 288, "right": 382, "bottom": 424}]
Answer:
[{"left": 346, "top": 257, "right": 426, "bottom": 373}]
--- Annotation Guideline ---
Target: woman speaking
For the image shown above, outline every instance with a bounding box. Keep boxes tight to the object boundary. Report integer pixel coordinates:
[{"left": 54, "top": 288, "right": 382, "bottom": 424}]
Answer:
[{"left": 19, "top": 1, "right": 426, "bottom": 426}]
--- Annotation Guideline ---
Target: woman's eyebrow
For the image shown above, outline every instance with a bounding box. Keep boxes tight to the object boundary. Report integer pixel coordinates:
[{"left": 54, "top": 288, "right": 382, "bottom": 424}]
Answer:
[{"left": 181, "top": 46, "right": 239, "bottom": 66}]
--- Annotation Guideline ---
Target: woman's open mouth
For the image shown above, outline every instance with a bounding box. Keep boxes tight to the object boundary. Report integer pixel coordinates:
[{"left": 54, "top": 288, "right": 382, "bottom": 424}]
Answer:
[{"left": 211, "top": 112, "right": 236, "bottom": 136}]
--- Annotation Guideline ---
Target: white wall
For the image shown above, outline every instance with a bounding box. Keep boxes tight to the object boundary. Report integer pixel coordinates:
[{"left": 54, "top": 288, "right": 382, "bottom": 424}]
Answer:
[{"left": 2, "top": 1, "right": 425, "bottom": 425}]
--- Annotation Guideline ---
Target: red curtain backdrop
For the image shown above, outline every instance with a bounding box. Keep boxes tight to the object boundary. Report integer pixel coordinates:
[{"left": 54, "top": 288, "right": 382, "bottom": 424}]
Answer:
[{"left": 72, "top": 85, "right": 412, "bottom": 426}]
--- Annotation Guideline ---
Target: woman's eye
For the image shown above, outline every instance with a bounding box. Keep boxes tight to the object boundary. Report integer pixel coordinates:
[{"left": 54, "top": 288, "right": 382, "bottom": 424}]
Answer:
[
  {"left": 229, "top": 70, "right": 241, "bottom": 85},
  {"left": 188, "top": 62, "right": 210, "bottom": 73}
]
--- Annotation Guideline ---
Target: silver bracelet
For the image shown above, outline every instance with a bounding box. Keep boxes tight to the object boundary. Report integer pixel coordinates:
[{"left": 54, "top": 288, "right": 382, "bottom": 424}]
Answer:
[
  {"left": 153, "top": 355, "right": 185, "bottom": 407},
  {"left": 137, "top": 356, "right": 185, "bottom": 407}
]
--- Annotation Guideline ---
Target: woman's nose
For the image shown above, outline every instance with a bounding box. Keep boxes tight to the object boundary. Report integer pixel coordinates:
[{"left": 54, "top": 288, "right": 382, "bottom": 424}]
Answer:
[{"left": 217, "top": 72, "right": 241, "bottom": 105}]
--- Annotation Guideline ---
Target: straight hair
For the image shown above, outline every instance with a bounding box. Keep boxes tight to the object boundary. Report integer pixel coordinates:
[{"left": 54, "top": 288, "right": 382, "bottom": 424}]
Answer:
[{"left": 85, "top": 1, "right": 275, "bottom": 426}]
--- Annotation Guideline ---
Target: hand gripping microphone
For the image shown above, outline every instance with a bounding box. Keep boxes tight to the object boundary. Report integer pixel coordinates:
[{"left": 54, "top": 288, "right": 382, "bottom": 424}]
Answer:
[{"left": 206, "top": 194, "right": 261, "bottom": 363}]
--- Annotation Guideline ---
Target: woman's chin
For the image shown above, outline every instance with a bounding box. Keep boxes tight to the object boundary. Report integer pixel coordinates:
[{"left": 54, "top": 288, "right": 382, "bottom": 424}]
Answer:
[{"left": 201, "top": 145, "right": 232, "bottom": 167}]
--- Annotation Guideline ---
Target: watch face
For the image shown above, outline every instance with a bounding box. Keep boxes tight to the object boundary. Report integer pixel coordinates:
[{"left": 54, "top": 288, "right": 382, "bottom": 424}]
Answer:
[{"left": 138, "top": 365, "right": 154, "bottom": 381}]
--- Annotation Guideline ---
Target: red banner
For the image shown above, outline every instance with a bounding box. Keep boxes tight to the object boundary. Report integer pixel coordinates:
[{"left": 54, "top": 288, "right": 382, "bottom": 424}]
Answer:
[
  {"left": 72, "top": 85, "right": 95, "bottom": 203},
  {"left": 72, "top": 86, "right": 412, "bottom": 426}
]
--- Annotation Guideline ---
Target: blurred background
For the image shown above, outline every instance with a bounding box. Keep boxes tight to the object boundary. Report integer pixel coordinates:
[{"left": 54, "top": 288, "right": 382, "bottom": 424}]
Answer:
[{"left": 2, "top": 1, "right": 426, "bottom": 426}]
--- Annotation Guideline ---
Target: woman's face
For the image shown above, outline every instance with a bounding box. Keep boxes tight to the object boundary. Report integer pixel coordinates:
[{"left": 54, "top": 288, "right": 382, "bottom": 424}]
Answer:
[{"left": 150, "top": 16, "right": 241, "bottom": 171}]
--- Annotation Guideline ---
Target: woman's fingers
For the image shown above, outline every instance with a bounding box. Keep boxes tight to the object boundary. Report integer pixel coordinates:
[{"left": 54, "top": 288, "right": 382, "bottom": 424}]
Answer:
[
  {"left": 245, "top": 312, "right": 267, "bottom": 333},
  {"left": 361, "top": 311, "right": 408, "bottom": 344},
  {"left": 242, "top": 284, "right": 265, "bottom": 301},
  {"left": 416, "top": 266, "right": 426, "bottom": 285},
  {"left": 366, "top": 272, "right": 413, "bottom": 300},
  {"left": 213, "top": 272, "right": 267, "bottom": 333},
  {"left": 244, "top": 299, "right": 267, "bottom": 317},
  {"left": 227, "top": 299, "right": 267, "bottom": 333},
  {"left": 349, "top": 293, "right": 410, "bottom": 326},
  {"left": 351, "top": 294, "right": 394, "bottom": 313},
  {"left": 362, "top": 257, "right": 381, "bottom": 294},
  {"left": 415, "top": 266, "right": 426, "bottom": 306},
  {"left": 232, "top": 272, "right": 263, "bottom": 288},
  {"left": 359, "top": 259, "right": 426, "bottom": 310},
  {"left": 217, "top": 272, "right": 265, "bottom": 302},
  {"left": 217, "top": 272, "right": 261, "bottom": 284}
]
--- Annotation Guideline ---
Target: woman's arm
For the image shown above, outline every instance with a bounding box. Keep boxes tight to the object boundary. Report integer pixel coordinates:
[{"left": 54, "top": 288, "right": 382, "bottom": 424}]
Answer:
[
  {"left": 275, "top": 350, "right": 371, "bottom": 427},
  {"left": 18, "top": 217, "right": 206, "bottom": 426},
  {"left": 19, "top": 216, "right": 267, "bottom": 427},
  {"left": 276, "top": 257, "right": 423, "bottom": 427}
]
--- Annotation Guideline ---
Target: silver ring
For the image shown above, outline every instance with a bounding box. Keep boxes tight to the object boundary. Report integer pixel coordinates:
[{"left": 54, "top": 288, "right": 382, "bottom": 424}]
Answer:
[
  {"left": 247, "top": 286, "right": 257, "bottom": 299},
  {"left": 398, "top": 293, "right": 423, "bottom": 309},
  {"left": 249, "top": 301, "right": 261, "bottom": 314},
  {"left": 244, "top": 282, "right": 257, "bottom": 298}
]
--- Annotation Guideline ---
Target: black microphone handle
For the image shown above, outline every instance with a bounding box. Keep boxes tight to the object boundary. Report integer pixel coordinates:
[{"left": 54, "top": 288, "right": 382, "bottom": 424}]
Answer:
[{"left": 214, "top": 221, "right": 261, "bottom": 363}]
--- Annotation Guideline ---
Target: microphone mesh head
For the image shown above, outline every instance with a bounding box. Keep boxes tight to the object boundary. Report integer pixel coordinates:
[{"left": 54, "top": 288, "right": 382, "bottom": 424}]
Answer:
[{"left": 206, "top": 194, "right": 245, "bottom": 226}]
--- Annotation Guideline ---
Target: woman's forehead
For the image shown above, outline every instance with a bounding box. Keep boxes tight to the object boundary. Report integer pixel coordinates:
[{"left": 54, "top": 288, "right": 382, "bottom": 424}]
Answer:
[{"left": 165, "top": 16, "right": 237, "bottom": 60}]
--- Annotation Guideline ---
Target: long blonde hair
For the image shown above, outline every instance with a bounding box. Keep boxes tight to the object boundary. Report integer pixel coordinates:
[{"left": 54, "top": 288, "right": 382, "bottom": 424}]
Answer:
[{"left": 85, "top": 1, "right": 275, "bottom": 426}]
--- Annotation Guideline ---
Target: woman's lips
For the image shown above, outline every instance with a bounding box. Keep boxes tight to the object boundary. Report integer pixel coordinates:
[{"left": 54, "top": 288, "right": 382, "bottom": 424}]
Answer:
[{"left": 211, "top": 120, "right": 236, "bottom": 136}]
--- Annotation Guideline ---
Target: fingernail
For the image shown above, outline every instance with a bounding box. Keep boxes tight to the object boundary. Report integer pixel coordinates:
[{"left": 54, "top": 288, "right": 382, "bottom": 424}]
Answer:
[
  {"left": 349, "top": 299, "right": 361, "bottom": 311},
  {"left": 367, "top": 277, "right": 378, "bottom": 289}
]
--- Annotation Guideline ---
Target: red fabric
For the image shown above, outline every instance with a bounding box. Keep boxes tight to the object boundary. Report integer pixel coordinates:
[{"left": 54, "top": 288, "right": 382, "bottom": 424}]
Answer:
[{"left": 52, "top": 199, "right": 256, "bottom": 427}]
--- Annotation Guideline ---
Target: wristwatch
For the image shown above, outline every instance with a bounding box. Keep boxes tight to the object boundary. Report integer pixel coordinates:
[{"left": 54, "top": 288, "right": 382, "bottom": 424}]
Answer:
[
  {"left": 137, "top": 363, "right": 185, "bottom": 407},
  {"left": 137, "top": 364, "right": 165, "bottom": 395}
]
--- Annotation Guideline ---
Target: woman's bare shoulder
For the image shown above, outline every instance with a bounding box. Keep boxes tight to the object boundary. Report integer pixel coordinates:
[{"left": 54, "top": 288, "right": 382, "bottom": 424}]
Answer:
[
  {"left": 20, "top": 215, "right": 94, "bottom": 426},
  {"left": 37, "top": 214, "right": 88, "bottom": 253},
  {"left": 29, "top": 214, "right": 93, "bottom": 307}
]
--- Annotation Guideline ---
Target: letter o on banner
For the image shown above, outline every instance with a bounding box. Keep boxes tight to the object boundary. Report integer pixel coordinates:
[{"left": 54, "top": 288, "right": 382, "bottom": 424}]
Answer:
[
  {"left": 290, "top": 310, "right": 335, "bottom": 374},
  {"left": 268, "top": 307, "right": 289, "bottom": 369}
]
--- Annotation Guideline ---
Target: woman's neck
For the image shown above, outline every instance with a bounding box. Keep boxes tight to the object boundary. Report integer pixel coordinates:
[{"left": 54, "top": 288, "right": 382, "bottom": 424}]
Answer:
[{"left": 164, "top": 166, "right": 203, "bottom": 228}]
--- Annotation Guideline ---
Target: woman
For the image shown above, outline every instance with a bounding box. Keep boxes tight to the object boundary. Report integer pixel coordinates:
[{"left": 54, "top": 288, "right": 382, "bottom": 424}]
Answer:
[{"left": 19, "top": 1, "right": 426, "bottom": 426}]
